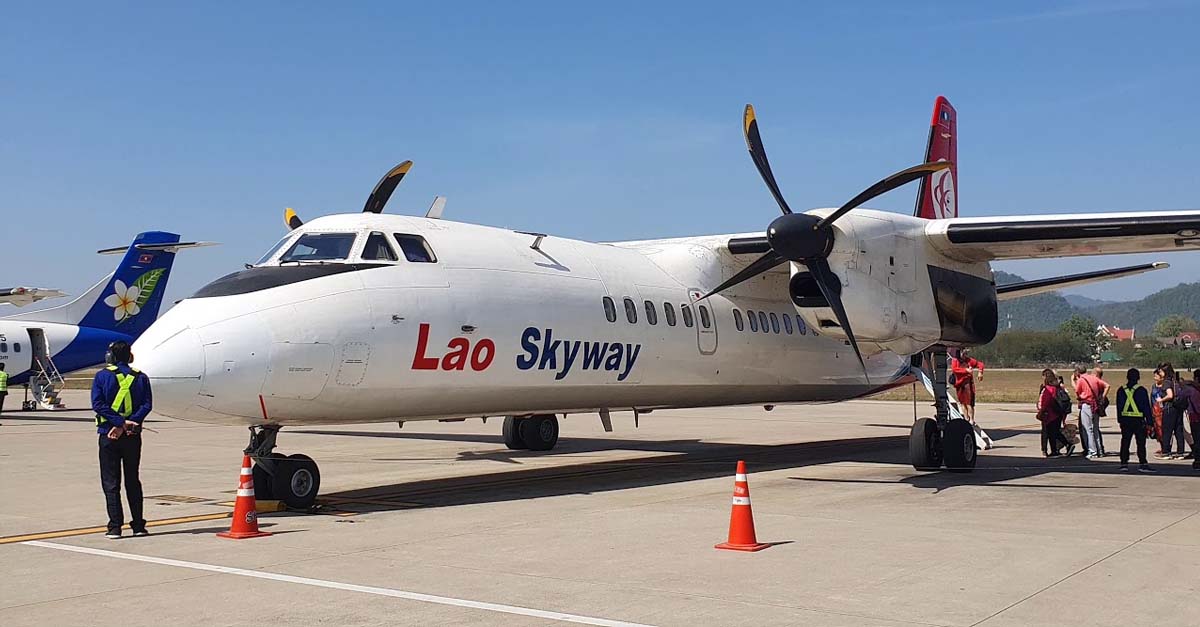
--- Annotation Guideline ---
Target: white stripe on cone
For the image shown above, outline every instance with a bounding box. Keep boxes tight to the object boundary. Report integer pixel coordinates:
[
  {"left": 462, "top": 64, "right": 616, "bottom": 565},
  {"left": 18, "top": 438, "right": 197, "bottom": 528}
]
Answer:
[
  {"left": 240, "top": 468, "right": 253, "bottom": 476},
  {"left": 236, "top": 489, "right": 256, "bottom": 497},
  {"left": 734, "top": 473, "right": 747, "bottom": 482},
  {"left": 731, "top": 496, "right": 751, "bottom": 505}
]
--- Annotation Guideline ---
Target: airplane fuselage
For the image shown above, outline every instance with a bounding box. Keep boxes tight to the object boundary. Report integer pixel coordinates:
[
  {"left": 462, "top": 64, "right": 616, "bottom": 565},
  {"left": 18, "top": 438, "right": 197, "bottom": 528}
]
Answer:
[{"left": 136, "top": 213, "right": 924, "bottom": 427}]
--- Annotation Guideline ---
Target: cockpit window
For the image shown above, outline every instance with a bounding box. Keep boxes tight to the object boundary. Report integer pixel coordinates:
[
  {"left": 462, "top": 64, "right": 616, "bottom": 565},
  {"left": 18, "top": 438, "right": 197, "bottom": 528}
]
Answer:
[
  {"left": 393, "top": 234, "right": 437, "bottom": 263},
  {"left": 279, "top": 233, "right": 357, "bottom": 262},
  {"left": 255, "top": 235, "right": 293, "bottom": 265},
  {"left": 362, "top": 231, "right": 398, "bottom": 261}
]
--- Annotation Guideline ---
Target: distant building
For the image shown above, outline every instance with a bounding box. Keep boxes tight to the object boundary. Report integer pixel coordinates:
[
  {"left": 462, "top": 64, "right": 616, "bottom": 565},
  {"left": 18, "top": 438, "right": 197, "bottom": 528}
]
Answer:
[{"left": 1097, "top": 325, "right": 1136, "bottom": 342}]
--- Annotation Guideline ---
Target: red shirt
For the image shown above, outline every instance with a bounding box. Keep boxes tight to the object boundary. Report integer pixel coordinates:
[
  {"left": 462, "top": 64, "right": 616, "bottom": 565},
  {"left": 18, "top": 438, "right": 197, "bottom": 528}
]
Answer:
[
  {"left": 1037, "top": 385, "right": 1063, "bottom": 423},
  {"left": 1074, "top": 374, "right": 1109, "bottom": 409},
  {"left": 951, "top": 357, "right": 984, "bottom": 388}
]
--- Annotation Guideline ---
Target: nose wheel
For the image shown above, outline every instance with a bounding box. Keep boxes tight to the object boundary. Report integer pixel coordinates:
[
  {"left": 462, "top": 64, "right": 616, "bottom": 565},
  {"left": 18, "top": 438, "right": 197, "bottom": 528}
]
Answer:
[
  {"left": 245, "top": 426, "right": 322, "bottom": 510},
  {"left": 909, "top": 347, "right": 977, "bottom": 473}
]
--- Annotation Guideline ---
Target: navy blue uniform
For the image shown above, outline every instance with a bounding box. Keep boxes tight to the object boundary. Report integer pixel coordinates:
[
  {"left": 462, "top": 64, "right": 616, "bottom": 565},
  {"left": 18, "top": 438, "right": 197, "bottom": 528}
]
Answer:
[
  {"left": 1116, "top": 384, "right": 1152, "bottom": 467},
  {"left": 92, "top": 363, "right": 152, "bottom": 535}
]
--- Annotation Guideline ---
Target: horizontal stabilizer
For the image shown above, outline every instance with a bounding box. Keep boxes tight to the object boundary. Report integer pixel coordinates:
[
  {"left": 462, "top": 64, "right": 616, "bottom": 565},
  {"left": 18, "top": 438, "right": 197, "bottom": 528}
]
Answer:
[
  {"left": 996, "top": 262, "right": 1168, "bottom": 301},
  {"left": 98, "top": 241, "right": 218, "bottom": 255}
]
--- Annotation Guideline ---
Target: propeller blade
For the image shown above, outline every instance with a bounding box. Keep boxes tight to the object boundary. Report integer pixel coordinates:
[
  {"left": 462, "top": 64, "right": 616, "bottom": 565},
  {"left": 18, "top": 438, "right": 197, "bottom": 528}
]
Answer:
[
  {"left": 743, "top": 104, "right": 793, "bottom": 215},
  {"left": 697, "top": 250, "right": 785, "bottom": 301},
  {"left": 816, "top": 161, "right": 952, "bottom": 230},
  {"left": 284, "top": 207, "right": 303, "bottom": 230},
  {"left": 363, "top": 160, "right": 413, "bottom": 214},
  {"left": 809, "top": 258, "right": 868, "bottom": 382}
]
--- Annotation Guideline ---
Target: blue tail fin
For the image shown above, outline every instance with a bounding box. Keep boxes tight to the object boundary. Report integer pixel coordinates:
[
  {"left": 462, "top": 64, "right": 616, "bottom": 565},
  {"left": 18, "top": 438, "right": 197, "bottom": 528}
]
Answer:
[
  {"left": 9, "top": 232, "right": 183, "bottom": 340},
  {"left": 77, "top": 231, "right": 182, "bottom": 338}
]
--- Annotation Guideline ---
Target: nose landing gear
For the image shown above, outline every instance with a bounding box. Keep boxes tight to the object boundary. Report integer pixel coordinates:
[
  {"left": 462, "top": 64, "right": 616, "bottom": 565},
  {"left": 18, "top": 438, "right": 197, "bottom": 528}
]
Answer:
[
  {"left": 244, "top": 425, "right": 322, "bottom": 509},
  {"left": 909, "top": 347, "right": 977, "bottom": 473}
]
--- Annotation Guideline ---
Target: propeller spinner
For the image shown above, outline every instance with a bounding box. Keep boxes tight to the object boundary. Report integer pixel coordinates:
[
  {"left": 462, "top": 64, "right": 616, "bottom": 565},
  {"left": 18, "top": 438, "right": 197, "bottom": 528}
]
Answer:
[{"left": 700, "top": 104, "right": 952, "bottom": 380}]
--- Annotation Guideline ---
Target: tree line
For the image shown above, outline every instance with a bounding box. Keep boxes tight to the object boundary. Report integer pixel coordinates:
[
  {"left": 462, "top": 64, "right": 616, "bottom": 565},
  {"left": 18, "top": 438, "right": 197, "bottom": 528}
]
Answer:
[{"left": 972, "top": 314, "right": 1200, "bottom": 368}]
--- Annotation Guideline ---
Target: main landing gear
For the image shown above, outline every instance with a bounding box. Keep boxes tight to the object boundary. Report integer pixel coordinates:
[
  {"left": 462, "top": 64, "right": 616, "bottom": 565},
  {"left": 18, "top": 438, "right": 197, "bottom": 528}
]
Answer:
[
  {"left": 502, "top": 414, "right": 560, "bottom": 451},
  {"left": 909, "top": 348, "right": 977, "bottom": 473},
  {"left": 245, "top": 425, "right": 322, "bottom": 509}
]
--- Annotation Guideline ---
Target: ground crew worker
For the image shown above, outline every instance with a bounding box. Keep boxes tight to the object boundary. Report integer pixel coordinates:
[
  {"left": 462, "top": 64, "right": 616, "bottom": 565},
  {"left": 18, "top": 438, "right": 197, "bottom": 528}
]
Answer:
[
  {"left": 91, "top": 340, "right": 152, "bottom": 539},
  {"left": 0, "top": 362, "right": 8, "bottom": 414},
  {"left": 1115, "top": 368, "right": 1154, "bottom": 472},
  {"left": 950, "top": 348, "right": 984, "bottom": 423}
]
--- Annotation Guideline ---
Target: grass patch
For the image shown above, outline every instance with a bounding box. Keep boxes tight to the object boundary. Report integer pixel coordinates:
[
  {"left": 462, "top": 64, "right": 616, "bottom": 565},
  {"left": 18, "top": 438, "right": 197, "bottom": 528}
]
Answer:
[{"left": 868, "top": 368, "right": 1082, "bottom": 404}]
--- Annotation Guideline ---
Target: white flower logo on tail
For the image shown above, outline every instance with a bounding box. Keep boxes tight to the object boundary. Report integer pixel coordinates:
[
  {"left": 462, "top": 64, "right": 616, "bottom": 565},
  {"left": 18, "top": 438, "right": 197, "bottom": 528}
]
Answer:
[{"left": 104, "top": 280, "right": 142, "bottom": 322}]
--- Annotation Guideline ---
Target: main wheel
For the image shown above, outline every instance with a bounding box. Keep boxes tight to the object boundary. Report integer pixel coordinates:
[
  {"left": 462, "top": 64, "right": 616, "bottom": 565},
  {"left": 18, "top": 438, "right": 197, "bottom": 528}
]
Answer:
[
  {"left": 272, "top": 454, "right": 321, "bottom": 509},
  {"left": 942, "top": 419, "right": 978, "bottom": 473},
  {"left": 502, "top": 417, "right": 528, "bottom": 450},
  {"left": 909, "top": 417, "right": 942, "bottom": 470},
  {"left": 519, "top": 414, "right": 559, "bottom": 451},
  {"left": 251, "top": 452, "right": 286, "bottom": 500}
]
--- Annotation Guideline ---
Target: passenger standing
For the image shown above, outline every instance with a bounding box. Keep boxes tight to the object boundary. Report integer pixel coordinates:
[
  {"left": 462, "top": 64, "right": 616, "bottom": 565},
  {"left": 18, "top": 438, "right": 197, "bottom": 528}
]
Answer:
[
  {"left": 1115, "top": 368, "right": 1154, "bottom": 472},
  {"left": 91, "top": 340, "right": 153, "bottom": 539},
  {"left": 1092, "top": 365, "right": 1109, "bottom": 455},
  {"left": 950, "top": 349, "right": 985, "bottom": 423},
  {"left": 0, "top": 363, "right": 8, "bottom": 415},
  {"left": 1037, "top": 369, "right": 1072, "bottom": 457},
  {"left": 1188, "top": 369, "right": 1200, "bottom": 469},
  {"left": 1072, "top": 365, "right": 1108, "bottom": 459},
  {"left": 1157, "top": 366, "right": 1186, "bottom": 459},
  {"left": 1151, "top": 375, "right": 1166, "bottom": 455}
]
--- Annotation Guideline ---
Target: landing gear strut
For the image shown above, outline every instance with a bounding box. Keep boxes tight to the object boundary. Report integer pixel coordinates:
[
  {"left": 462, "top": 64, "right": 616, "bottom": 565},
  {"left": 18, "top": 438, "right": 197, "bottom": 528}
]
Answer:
[
  {"left": 502, "top": 414, "right": 560, "bottom": 451},
  {"left": 909, "top": 347, "right": 977, "bottom": 473},
  {"left": 244, "top": 425, "right": 322, "bottom": 509}
]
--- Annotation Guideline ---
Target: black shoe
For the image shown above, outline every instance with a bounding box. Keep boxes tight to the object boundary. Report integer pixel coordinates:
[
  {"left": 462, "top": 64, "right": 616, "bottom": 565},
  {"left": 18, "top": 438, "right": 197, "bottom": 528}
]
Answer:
[
  {"left": 1048, "top": 452, "right": 1062, "bottom": 458},
  {"left": 1119, "top": 465, "right": 1129, "bottom": 472},
  {"left": 1066, "top": 444, "right": 1076, "bottom": 457},
  {"left": 1138, "top": 465, "right": 1157, "bottom": 473},
  {"left": 105, "top": 531, "right": 121, "bottom": 539},
  {"left": 132, "top": 529, "right": 149, "bottom": 537}
]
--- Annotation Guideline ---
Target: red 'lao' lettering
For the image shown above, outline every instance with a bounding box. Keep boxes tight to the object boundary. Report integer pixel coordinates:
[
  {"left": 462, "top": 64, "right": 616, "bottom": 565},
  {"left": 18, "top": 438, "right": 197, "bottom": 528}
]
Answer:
[{"left": 412, "top": 323, "right": 495, "bottom": 372}]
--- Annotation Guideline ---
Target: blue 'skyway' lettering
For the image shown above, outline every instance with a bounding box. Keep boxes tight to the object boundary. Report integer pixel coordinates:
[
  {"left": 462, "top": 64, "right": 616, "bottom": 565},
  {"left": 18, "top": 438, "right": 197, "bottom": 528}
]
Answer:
[{"left": 516, "top": 327, "right": 641, "bottom": 381}]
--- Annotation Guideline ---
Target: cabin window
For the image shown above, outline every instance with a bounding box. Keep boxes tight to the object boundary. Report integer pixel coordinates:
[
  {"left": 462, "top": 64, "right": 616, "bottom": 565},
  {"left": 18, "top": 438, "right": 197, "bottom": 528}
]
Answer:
[
  {"left": 747, "top": 309, "right": 759, "bottom": 332},
  {"left": 393, "top": 234, "right": 437, "bottom": 263},
  {"left": 681, "top": 304, "right": 694, "bottom": 328},
  {"left": 770, "top": 312, "right": 780, "bottom": 334},
  {"left": 602, "top": 297, "right": 617, "bottom": 323},
  {"left": 362, "top": 231, "right": 398, "bottom": 261},
  {"left": 758, "top": 311, "right": 769, "bottom": 334},
  {"left": 782, "top": 313, "right": 794, "bottom": 335},
  {"left": 13, "top": 342, "right": 20, "bottom": 352},
  {"left": 624, "top": 297, "right": 638, "bottom": 324},
  {"left": 733, "top": 309, "right": 744, "bottom": 332},
  {"left": 698, "top": 305, "right": 711, "bottom": 329},
  {"left": 0, "top": 342, "right": 6, "bottom": 352},
  {"left": 663, "top": 302, "right": 677, "bottom": 326},
  {"left": 255, "top": 235, "right": 293, "bottom": 265},
  {"left": 280, "top": 232, "right": 357, "bottom": 262},
  {"left": 644, "top": 300, "right": 658, "bottom": 325}
]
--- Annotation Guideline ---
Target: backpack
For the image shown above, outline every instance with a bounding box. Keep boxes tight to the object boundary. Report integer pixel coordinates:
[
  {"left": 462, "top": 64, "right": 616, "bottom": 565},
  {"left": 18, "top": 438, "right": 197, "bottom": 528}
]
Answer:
[
  {"left": 1054, "top": 386, "right": 1073, "bottom": 417},
  {"left": 1171, "top": 382, "right": 1190, "bottom": 412}
]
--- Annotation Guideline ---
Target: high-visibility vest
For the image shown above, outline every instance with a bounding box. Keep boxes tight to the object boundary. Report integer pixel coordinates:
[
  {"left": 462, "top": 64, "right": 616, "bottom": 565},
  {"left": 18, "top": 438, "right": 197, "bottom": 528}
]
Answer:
[
  {"left": 95, "top": 365, "right": 139, "bottom": 426},
  {"left": 1121, "top": 384, "right": 1144, "bottom": 418},
  {"left": 0, "top": 370, "right": 8, "bottom": 392}
]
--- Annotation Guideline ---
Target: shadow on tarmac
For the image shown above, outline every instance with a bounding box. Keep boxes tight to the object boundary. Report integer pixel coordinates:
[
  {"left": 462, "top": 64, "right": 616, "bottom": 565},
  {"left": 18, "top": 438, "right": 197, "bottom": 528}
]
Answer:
[{"left": 296, "top": 425, "right": 1196, "bottom": 515}]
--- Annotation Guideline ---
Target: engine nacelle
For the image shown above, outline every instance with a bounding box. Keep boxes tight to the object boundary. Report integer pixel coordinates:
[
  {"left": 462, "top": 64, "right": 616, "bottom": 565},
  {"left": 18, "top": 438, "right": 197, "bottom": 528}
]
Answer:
[{"left": 788, "top": 211, "right": 997, "bottom": 356}]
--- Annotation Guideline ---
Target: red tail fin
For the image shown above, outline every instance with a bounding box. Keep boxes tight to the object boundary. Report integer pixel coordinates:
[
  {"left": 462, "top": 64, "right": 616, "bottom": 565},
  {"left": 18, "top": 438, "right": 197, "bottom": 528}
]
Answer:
[{"left": 913, "top": 96, "right": 957, "bottom": 219}]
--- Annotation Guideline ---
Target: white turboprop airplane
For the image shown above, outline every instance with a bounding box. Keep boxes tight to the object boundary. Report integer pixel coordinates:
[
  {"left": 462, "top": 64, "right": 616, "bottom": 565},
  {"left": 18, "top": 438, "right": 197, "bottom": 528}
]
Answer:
[{"left": 133, "top": 97, "right": 1200, "bottom": 508}]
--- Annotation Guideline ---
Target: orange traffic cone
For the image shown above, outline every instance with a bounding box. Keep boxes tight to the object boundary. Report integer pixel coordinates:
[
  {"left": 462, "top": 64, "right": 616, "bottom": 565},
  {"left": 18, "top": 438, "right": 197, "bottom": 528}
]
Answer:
[
  {"left": 715, "top": 460, "right": 769, "bottom": 552},
  {"left": 217, "top": 455, "right": 272, "bottom": 539}
]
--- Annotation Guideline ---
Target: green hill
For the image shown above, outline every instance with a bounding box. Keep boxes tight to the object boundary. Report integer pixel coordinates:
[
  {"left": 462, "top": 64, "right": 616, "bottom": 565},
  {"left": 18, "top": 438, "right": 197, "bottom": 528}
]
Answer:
[{"left": 993, "top": 271, "right": 1200, "bottom": 333}]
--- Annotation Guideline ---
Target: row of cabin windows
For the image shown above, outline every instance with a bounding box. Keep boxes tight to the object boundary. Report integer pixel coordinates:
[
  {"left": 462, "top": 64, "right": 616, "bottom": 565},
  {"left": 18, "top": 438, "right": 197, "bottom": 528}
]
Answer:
[
  {"left": 601, "top": 297, "right": 711, "bottom": 329},
  {"left": 0, "top": 342, "right": 22, "bottom": 353},
  {"left": 732, "top": 308, "right": 809, "bottom": 336}
]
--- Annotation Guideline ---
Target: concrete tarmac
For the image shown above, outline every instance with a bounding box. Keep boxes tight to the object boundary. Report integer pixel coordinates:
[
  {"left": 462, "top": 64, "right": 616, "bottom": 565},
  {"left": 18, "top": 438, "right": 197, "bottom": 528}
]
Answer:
[{"left": 1, "top": 390, "right": 1196, "bottom": 626}]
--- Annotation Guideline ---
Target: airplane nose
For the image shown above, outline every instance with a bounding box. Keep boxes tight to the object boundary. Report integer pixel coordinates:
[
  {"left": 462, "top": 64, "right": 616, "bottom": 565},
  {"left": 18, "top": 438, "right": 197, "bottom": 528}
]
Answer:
[{"left": 133, "top": 326, "right": 204, "bottom": 419}]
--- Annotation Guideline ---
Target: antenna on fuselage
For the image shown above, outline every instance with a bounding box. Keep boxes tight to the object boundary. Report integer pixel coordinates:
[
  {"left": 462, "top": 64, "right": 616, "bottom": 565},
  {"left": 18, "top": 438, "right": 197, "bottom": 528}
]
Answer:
[{"left": 426, "top": 196, "right": 446, "bottom": 219}]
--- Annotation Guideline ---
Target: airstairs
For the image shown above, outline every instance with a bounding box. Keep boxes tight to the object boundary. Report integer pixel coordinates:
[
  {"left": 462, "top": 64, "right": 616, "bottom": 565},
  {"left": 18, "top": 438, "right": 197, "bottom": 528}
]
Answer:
[{"left": 23, "top": 328, "right": 66, "bottom": 411}]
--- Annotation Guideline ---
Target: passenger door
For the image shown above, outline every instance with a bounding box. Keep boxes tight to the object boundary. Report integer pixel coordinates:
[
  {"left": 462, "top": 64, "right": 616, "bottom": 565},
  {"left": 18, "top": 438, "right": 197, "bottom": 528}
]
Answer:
[{"left": 689, "top": 288, "right": 718, "bottom": 355}]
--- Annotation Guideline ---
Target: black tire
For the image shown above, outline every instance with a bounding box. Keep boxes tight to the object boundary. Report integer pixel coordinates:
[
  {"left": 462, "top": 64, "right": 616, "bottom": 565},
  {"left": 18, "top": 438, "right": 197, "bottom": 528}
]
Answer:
[
  {"left": 251, "top": 452, "right": 286, "bottom": 500},
  {"left": 942, "top": 419, "right": 978, "bottom": 473},
  {"left": 502, "top": 417, "right": 528, "bottom": 450},
  {"left": 272, "top": 454, "right": 321, "bottom": 509},
  {"left": 519, "top": 414, "right": 559, "bottom": 451},
  {"left": 909, "top": 417, "right": 942, "bottom": 471}
]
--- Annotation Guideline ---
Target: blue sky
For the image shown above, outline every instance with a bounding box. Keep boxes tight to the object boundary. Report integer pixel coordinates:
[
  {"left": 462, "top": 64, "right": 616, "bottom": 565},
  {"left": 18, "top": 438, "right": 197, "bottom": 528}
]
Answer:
[{"left": 3, "top": 1, "right": 1198, "bottom": 309}]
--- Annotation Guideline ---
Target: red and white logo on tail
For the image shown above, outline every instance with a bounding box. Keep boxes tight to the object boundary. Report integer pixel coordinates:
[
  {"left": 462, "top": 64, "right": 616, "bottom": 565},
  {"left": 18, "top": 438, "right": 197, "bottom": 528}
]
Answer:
[{"left": 913, "top": 96, "right": 957, "bottom": 219}]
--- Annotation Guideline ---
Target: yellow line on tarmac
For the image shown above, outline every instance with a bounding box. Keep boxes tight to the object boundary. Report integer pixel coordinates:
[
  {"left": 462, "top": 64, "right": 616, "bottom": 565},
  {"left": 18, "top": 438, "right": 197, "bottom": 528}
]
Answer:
[{"left": 0, "top": 512, "right": 232, "bottom": 545}]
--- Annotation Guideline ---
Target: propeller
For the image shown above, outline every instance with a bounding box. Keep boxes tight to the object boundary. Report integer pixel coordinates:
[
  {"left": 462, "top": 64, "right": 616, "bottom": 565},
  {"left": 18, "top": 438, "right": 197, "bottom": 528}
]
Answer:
[
  {"left": 283, "top": 160, "right": 415, "bottom": 230},
  {"left": 363, "top": 160, "right": 413, "bottom": 214},
  {"left": 284, "top": 207, "right": 303, "bottom": 230},
  {"left": 700, "top": 104, "right": 952, "bottom": 380}
]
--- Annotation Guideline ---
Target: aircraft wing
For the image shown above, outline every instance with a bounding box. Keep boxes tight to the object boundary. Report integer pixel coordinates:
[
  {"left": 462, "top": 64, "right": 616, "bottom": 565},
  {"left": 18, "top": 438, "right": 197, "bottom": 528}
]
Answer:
[
  {"left": 0, "top": 287, "right": 67, "bottom": 307},
  {"left": 925, "top": 210, "right": 1200, "bottom": 262}
]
